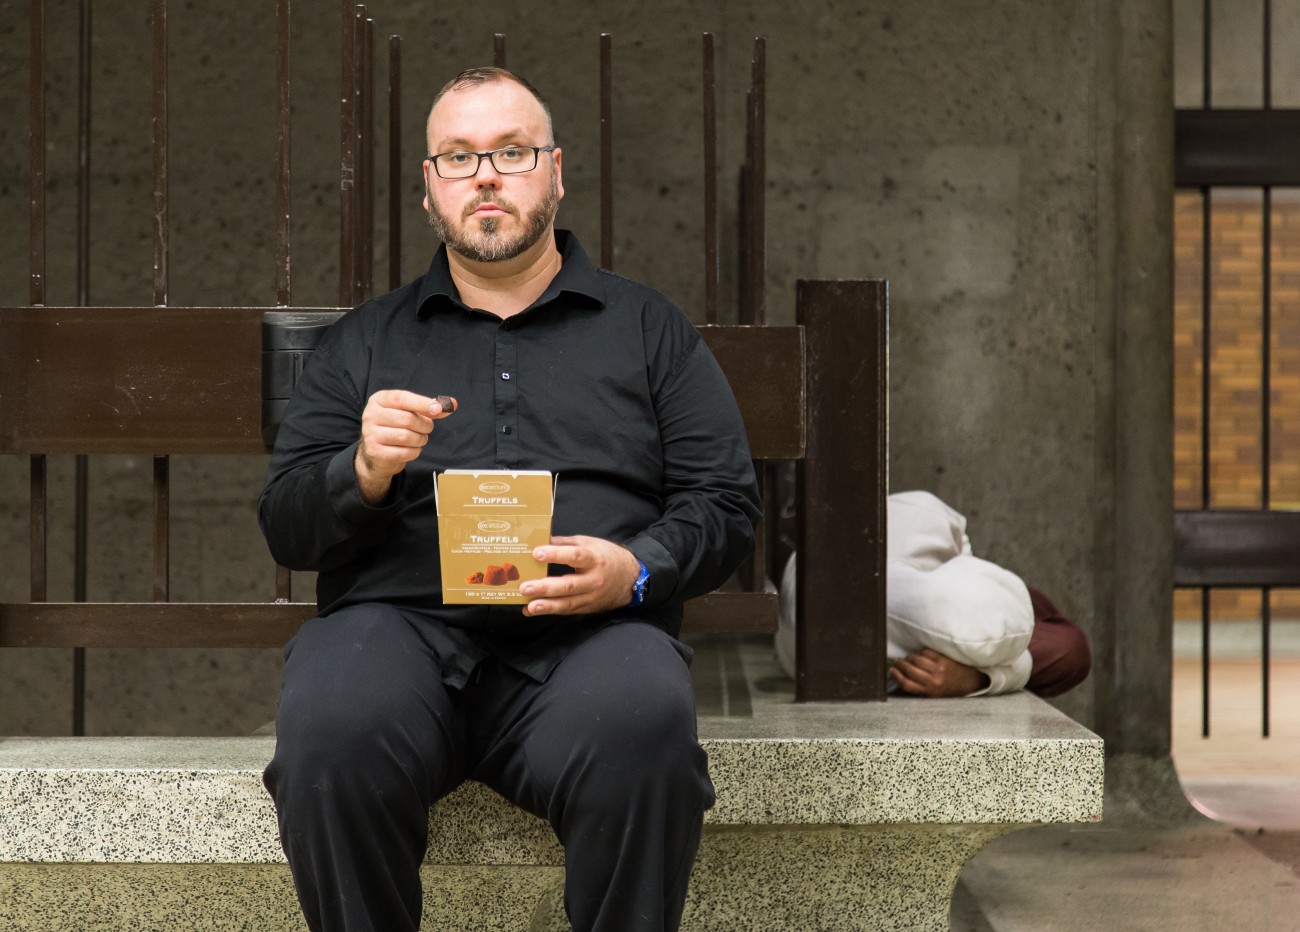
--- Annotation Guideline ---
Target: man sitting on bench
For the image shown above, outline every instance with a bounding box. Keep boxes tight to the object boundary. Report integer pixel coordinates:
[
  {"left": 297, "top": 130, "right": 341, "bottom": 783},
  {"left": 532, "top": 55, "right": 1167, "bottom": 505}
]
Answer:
[
  {"left": 777, "top": 491, "right": 1091, "bottom": 698},
  {"left": 258, "top": 66, "right": 760, "bottom": 932}
]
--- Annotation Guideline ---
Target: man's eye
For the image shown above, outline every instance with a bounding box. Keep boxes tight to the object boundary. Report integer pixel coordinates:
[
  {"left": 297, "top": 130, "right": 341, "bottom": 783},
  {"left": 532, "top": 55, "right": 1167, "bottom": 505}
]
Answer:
[
  {"left": 497, "top": 148, "right": 525, "bottom": 161},
  {"left": 446, "top": 153, "right": 474, "bottom": 165}
]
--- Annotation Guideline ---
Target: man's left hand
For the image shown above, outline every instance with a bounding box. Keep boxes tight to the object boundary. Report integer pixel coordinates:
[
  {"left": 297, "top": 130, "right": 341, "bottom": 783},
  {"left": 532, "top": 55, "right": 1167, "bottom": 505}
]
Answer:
[{"left": 521, "top": 535, "right": 641, "bottom": 616}]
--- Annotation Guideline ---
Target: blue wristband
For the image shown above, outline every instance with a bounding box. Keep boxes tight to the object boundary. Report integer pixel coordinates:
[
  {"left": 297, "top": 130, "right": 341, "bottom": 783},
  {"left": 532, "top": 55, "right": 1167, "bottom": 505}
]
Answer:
[{"left": 628, "top": 559, "right": 650, "bottom": 607}]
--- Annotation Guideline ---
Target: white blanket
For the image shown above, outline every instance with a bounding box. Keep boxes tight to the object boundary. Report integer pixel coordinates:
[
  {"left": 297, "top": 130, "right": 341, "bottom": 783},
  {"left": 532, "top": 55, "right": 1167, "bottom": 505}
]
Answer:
[{"left": 775, "top": 490, "right": 1034, "bottom": 696}]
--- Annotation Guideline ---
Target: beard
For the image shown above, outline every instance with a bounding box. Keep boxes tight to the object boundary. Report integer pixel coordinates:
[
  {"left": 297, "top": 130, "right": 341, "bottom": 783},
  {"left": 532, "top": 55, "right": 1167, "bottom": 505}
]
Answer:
[{"left": 426, "top": 173, "right": 560, "bottom": 263}]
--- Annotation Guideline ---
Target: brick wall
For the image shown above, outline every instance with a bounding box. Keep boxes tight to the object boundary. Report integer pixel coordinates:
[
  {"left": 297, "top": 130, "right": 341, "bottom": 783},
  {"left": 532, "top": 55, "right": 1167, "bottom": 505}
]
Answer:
[{"left": 1174, "top": 190, "right": 1300, "bottom": 621}]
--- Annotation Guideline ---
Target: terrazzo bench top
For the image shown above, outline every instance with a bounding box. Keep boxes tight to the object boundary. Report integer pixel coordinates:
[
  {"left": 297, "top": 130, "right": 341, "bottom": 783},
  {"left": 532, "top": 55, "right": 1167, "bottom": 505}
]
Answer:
[{"left": 0, "top": 691, "right": 1102, "bottom": 865}]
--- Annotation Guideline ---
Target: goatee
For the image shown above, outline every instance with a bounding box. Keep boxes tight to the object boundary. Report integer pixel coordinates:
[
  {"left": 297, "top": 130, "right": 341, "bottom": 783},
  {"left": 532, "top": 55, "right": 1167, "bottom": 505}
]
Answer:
[{"left": 427, "top": 175, "right": 559, "bottom": 263}]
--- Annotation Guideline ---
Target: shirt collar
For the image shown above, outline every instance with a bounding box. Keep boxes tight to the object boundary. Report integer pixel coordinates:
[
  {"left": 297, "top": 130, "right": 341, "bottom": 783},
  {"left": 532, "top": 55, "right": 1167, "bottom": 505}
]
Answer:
[{"left": 415, "top": 229, "right": 605, "bottom": 318}]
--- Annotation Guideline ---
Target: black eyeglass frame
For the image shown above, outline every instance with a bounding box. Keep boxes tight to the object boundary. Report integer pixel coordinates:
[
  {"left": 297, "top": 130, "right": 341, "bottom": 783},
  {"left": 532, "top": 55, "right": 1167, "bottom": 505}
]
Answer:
[{"left": 425, "top": 145, "right": 557, "bottom": 179}]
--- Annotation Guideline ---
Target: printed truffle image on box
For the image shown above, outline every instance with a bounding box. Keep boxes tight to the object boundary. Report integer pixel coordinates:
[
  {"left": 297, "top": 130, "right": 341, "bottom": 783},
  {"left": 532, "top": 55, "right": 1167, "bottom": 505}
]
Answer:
[{"left": 435, "top": 470, "right": 555, "bottom": 604}]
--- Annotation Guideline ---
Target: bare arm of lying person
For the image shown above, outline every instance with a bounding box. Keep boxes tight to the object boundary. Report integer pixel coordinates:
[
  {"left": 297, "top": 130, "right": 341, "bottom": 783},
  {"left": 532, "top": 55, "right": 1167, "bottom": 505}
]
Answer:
[{"left": 889, "top": 648, "right": 990, "bottom": 697}]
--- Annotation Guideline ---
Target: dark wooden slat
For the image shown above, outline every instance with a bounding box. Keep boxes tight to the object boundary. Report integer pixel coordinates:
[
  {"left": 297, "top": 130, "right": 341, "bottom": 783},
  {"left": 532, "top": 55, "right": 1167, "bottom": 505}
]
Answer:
[
  {"left": 272, "top": 24, "right": 299, "bottom": 612},
  {"left": 275, "top": 564, "right": 292, "bottom": 602},
  {"left": 1201, "top": 0, "right": 1210, "bottom": 108},
  {"left": 1174, "top": 509, "right": 1300, "bottom": 587},
  {"left": 1264, "top": 0, "right": 1273, "bottom": 109},
  {"left": 1263, "top": 190, "right": 1272, "bottom": 509},
  {"left": 152, "top": 0, "right": 168, "bottom": 306},
  {"left": 698, "top": 325, "right": 804, "bottom": 460},
  {"left": 702, "top": 33, "right": 718, "bottom": 324},
  {"left": 30, "top": 0, "right": 45, "bottom": 306},
  {"left": 0, "top": 594, "right": 774, "bottom": 648},
  {"left": 1201, "top": 586, "right": 1210, "bottom": 736},
  {"left": 339, "top": 0, "right": 356, "bottom": 305},
  {"left": 275, "top": 0, "right": 292, "bottom": 305},
  {"left": 388, "top": 35, "right": 402, "bottom": 291},
  {"left": 360, "top": 15, "right": 375, "bottom": 301},
  {"left": 795, "top": 280, "right": 887, "bottom": 702},
  {"left": 681, "top": 592, "right": 777, "bottom": 635},
  {"left": 1262, "top": 588, "right": 1272, "bottom": 736},
  {"left": 1175, "top": 109, "right": 1300, "bottom": 187},
  {"left": 0, "top": 306, "right": 336, "bottom": 454},
  {"left": 747, "top": 38, "right": 766, "bottom": 325},
  {"left": 73, "top": 453, "right": 87, "bottom": 734},
  {"left": 349, "top": 5, "right": 366, "bottom": 305},
  {"left": 747, "top": 469, "right": 767, "bottom": 591},
  {"left": 153, "top": 455, "right": 169, "bottom": 601},
  {"left": 29, "top": 455, "right": 46, "bottom": 602},
  {"left": 1, "top": 310, "right": 803, "bottom": 459},
  {"left": 77, "top": 0, "right": 90, "bottom": 306},
  {"left": 600, "top": 33, "right": 613, "bottom": 270},
  {"left": 0, "top": 602, "right": 316, "bottom": 648},
  {"left": 493, "top": 33, "right": 505, "bottom": 68},
  {"left": 1200, "top": 190, "right": 1210, "bottom": 509}
]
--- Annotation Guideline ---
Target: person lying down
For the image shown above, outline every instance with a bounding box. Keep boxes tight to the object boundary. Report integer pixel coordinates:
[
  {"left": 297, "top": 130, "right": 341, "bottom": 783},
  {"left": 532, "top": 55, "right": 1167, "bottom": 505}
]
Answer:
[{"left": 775, "top": 491, "right": 1091, "bottom": 698}]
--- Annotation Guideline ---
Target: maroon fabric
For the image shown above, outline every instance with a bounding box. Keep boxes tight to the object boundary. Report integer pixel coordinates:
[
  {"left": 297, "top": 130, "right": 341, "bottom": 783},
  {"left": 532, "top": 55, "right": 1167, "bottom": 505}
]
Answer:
[{"left": 1025, "top": 587, "right": 1092, "bottom": 698}]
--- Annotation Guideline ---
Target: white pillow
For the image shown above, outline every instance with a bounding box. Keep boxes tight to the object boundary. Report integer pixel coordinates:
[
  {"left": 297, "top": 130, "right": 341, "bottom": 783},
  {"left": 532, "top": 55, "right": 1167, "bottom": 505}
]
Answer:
[
  {"left": 886, "top": 555, "right": 1032, "bottom": 667},
  {"left": 887, "top": 490, "right": 972, "bottom": 568},
  {"left": 775, "top": 491, "right": 1033, "bottom": 680}
]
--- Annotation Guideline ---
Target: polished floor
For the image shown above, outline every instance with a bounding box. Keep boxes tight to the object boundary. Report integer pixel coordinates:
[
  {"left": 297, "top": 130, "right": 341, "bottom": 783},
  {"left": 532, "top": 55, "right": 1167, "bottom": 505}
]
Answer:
[{"left": 954, "top": 623, "right": 1300, "bottom": 932}]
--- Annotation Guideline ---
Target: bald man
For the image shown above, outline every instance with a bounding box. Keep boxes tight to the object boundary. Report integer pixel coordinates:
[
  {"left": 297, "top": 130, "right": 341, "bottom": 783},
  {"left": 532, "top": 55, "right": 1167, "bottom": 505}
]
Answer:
[{"left": 259, "top": 68, "right": 759, "bottom": 932}]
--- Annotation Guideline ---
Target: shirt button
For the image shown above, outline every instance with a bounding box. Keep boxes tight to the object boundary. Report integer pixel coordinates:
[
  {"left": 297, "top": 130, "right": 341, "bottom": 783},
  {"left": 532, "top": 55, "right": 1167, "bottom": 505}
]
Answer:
[
  {"left": 501, "top": 425, "right": 512, "bottom": 434},
  {"left": 501, "top": 372, "right": 511, "bottom": 380}
]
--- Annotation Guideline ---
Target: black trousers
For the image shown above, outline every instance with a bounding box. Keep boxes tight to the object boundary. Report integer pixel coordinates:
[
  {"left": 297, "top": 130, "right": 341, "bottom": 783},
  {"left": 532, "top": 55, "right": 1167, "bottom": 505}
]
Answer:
[{"left": 264, "top": 604, "right": 715, "bottom": 932}]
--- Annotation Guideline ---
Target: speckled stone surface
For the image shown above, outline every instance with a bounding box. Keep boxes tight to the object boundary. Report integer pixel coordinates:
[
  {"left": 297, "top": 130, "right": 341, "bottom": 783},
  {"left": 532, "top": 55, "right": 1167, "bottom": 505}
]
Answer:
[
  {"left": 0, "top": 863, "right": 565, "bottom": 931},
  {"left": 697, "top": 636, "right": 1105, "bottom": 827},
  {"left": 532, "top": 826, "right": 1020, "bottom": 932},
  {"left": 0, "top": 864, "right": 305, "bottom": 931},
  {"left": 683, "top": 825, "right": 1020, "bottom": 932},
  {"left": 0, "top": 829, "right": 1020, "bottom": 931},
  {"left": 0, "top": 704, "right": 1100, "bottom": 864},
  {"left": 0, "top": 639, "right": 1102, "bottom": 927}
]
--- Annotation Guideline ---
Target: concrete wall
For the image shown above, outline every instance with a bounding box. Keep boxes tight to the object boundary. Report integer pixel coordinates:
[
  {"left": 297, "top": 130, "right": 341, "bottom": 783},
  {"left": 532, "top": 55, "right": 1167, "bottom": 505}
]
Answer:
[{"left": 0, "top": 0, "right": 1173, "bottom": 751}]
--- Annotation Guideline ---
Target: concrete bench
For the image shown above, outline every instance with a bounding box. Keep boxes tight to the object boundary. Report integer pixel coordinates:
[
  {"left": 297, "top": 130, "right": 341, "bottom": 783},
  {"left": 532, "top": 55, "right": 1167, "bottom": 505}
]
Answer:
[{"left": 0, "top": 638, "right": 1102, "bottom": 931}]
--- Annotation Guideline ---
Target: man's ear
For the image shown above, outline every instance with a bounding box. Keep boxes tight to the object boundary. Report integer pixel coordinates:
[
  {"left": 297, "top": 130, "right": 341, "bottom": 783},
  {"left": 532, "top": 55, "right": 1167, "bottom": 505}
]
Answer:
[
  {"left": 422, "top": 160, "right": 432, "bottom": 212},
  {"left": 553, "top": 147, "right": 565, "bottom": 202}
]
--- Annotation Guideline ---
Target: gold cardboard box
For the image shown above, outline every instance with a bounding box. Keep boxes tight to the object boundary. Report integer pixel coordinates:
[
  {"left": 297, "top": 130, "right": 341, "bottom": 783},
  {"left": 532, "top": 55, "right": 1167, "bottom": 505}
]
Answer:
[{"left": 435, "top": 470, "right": 555, "bottom": 604}]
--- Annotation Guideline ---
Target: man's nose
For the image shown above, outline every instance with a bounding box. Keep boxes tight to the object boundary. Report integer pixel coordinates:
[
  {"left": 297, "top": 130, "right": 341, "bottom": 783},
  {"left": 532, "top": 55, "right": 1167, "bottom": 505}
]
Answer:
[{"left": 473, "top": 156, "right": 503, "bottom": 186}]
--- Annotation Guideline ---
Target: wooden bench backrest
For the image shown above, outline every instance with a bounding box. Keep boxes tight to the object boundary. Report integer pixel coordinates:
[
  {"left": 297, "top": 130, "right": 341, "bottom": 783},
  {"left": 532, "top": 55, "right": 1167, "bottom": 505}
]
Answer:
[
  {"left": 0, "top": 284, "right": 887, "bottom": 703},
  {"left": 1, "top": 307, "right": 804, "bottom": 459}
]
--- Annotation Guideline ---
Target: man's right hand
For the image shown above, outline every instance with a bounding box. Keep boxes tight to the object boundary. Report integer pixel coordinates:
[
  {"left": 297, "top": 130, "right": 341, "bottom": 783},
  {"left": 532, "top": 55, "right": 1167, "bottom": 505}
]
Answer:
[{"left": 355, "top": 390, "right": 456, "bottom": 505}]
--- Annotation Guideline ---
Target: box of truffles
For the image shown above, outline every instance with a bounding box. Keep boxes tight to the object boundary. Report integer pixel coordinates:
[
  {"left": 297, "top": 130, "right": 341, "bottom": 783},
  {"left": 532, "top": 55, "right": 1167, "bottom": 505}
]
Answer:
[{"left": 435, "top": 470, "right": 555, "bottom": 604}]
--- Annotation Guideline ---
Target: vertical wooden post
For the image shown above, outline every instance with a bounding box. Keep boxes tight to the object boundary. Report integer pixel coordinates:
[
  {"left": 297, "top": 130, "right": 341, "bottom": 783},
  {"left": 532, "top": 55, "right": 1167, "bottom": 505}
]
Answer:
[
  {"left": 152, "top": 0, "right": 168, "bottom": 308},
  {"left": 274, "top": 0, "right": 294, "bottom": 603},
  {"left": 795, "top": 280, "right": 889, "bottom": 702},
  {"left": 388, "top": 35, "right": 402, "bottom": 291},
  {"left": 702, "top": 33, "right": 718, "bottom": 324},
  {"left": 152, "top": 0, "right": 171, "bottom": 605},
  {"left": 600, "top": 34, "right": 614, "bottom": 270},
  {"left": 275, "top": 0, "right": 292, "bottom": 308},
  {"left": 360, "top": 14, "right": 374, "bottom": 301},
  {"left": 747, "top": 38, "right": 766, "bottom": 325},
  {"left": 30, "top": 0, "right": 45, "bottom": 309},
  {"left": 74, "top": 0, "right": 93, "bottom": 735},
  {"left": 339, "top": 1, "right": 357, "bottom": 306}
]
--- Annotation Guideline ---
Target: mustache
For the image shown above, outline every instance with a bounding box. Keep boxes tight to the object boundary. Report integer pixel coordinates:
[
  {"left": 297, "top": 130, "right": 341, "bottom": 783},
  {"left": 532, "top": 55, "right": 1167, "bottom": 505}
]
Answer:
[{"left": 464, "top": 193, "right": 518, "bottom": 219}]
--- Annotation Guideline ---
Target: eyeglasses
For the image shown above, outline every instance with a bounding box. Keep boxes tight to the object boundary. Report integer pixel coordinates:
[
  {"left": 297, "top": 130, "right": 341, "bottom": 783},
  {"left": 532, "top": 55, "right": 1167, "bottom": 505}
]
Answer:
[{"left": 426, "top": 145, "right": 556, "bottom": 179}]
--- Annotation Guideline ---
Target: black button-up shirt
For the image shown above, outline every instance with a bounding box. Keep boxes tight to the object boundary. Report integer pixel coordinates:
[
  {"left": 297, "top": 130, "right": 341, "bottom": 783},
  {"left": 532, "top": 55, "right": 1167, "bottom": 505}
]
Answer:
[{"left": 258, "top": 231, "right": 760, "bottom": 686}]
